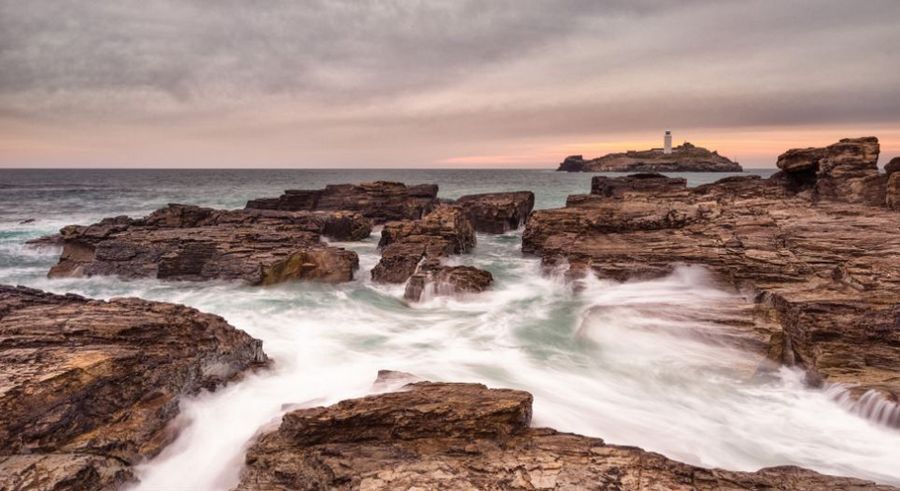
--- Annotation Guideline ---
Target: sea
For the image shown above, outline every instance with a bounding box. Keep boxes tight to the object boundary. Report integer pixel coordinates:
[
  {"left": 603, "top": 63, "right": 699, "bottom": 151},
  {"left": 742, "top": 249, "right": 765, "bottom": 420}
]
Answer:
[{"left": 1, "top": 168, "right": 898, "bottom": 490}]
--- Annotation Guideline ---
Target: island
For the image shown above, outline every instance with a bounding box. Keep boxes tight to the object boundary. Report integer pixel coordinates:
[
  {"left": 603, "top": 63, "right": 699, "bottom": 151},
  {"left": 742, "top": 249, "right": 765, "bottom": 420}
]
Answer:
[{"left": 557, "top": 141, "right": 742, "bottom": 172}]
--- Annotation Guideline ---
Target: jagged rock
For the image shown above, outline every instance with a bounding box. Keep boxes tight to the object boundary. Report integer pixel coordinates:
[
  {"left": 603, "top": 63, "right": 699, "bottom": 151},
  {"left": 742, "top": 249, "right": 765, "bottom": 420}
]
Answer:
[
  {"left": 44, "top": 204, "right": 365, "bottom": 284},
  {"left": 404, "top": 265, "right": 493, "bottom": 302},
  {"left": 558, "top": 142, "right": 742, "bottom": 172},
  {"left": 887, "top": 172, "right": 900, "bottom": 210},
  {"left": 0, "top": 285, "right": 267, "bottom": 489},
  {"left": 245, "top": 181, "right": 439, "bottom": 224},
  {"left": 372, "top": 206, "right": 475, "bottom": 284},
  {"left": 454, "top": 191, "right": 535, "bottom": 233},
  {"left": 776, "top": 137, "right": 884, "bottom": 205},
  {"left": 235, "top": 380, "right": 893, "bottom": 491},
  {"left": 524, "top": 138, "right": 900, "bottom": 425}
]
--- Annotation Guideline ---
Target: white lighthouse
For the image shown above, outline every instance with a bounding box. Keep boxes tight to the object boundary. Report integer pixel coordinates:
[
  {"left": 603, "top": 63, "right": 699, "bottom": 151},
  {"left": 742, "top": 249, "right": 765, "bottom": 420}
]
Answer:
[{"left": 664, "top": 130, "right": 672, "bottom": 154}]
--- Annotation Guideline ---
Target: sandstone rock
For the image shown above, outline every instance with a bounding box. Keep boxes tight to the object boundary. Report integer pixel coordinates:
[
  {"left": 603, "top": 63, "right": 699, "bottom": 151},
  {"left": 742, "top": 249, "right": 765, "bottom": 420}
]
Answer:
[
  {"left": 590, "top": 172, "right": 687, "bottom": 197},
  {"left": 236, "top": 380, "right": 893, "bottom": 491},
  {"left": 524, "top": 145, "right": 900, "bottom": 424},
  {"left": 246, "top": 181, "right": 439, "bottom": 224},
  {"left": 0, "top": 285, "right": 267, "bottom": 489},
  {"left": 885, "top": 157, "right": 900, "bottom": 176},
  {"left": 372, "top": 206, "right": 475, "bottom": 284},
  {"left": 454, "top": 191, "right": 535, "bottom": 233},
  {"left": 558, "top": 142, "right": 742, "bottom": 172},
  {"left": 45, "top": 204, "right": 365, "bottom": 285},
  {"left": 404, "top": 265, "right": 493, "bottom": 302},
  {"left": 776, "top": 137, "right": 884, "bottom": 205},
  {"left": 887, "top": 172, "right": 900, "bottom": 211}
]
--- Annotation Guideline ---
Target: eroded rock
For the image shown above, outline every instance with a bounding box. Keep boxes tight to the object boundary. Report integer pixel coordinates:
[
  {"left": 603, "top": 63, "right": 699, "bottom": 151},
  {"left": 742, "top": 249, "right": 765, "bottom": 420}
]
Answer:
[
  {"left": 44, "top": 204, "right": 366, "bottom": 284},
  {"left": 236, "top": 380, "right": 892, "bottom": 491},
  {"left": 403, "top": 264, "right": 493, "bottom": 302},
  {"left": 455, "top": 191, "right": 535, "bottom": 233},
  {"left": 246, "top": 181, "right": 439, "bottom": 224},
  {"left": 776, "top": 136, "right": 884, "bottom": 204},
  {"left": 0, "top": 285, "right": 267, "bottom": 489}
]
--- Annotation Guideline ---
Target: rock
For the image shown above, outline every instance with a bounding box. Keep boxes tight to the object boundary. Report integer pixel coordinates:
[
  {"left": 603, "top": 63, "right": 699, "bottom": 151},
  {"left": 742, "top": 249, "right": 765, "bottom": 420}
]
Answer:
[
  {"left": 590, "top": 172, "right": 688, "bottom": 197},
  {"left": 0, "top": 285, "right": 267, "bottom": 489},
  {"left": 246, "top": 181, "right": 439, "bottom": 224},
  {"left": 45, "top": 204, "right": 366, "bottom": 285},
  {"left": 557, "top": 142, "right": 742, "bottom": 172},
  {"left": 404, "top": 265, "right": 493, "bottom": 302},
  {"left": 887, "top": 172, "right": 900, "bottom": 210},
  {"left": 776, "top": 137, "right": 884, "bottom": 204},
  {"left": 235, "top": 380, "right": 893, "bottom": 491},
  {"left": 885, "top": 157, "right": 900, "bottom": 176},
  {"left": 372, "top": 206, "right": 475, "bottom": 284},
  {"left": 454, "top": 191, "right": 535, "bottom": 233},
  {"left": 17, "top": 218, "right": 35, "bottom": 224},
  {"left": 524, "top": 140, "right": 900, "bottom": 424}
]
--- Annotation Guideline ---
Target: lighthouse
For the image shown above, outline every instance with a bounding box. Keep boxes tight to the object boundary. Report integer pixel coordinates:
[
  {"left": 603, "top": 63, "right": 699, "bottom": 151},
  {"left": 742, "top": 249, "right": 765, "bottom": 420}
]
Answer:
[{"left": 664, "top": 130, "right": 672, "bottom": 154}]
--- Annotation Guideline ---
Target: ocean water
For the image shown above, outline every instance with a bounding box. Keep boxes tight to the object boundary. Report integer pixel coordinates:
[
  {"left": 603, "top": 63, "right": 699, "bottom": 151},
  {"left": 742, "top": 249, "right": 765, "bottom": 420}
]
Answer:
[{"left": 2, "top": 168, "right": 899, "bottom": 489}]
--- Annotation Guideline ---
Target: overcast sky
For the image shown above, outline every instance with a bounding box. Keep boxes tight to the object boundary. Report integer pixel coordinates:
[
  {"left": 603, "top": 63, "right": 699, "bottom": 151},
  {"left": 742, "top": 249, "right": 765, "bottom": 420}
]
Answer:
[{"left": 1, "top": 0, "right": 899, "bottom": 168}]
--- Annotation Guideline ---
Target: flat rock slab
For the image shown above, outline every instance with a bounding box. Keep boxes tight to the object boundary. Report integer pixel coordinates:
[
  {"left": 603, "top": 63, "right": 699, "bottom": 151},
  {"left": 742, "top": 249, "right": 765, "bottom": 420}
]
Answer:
[
  {"left": 524, "top": 137, "right": 900, "bottom": 425},
  {"left": 0, "top": 285, "right": 267, "bottom": 489},
  {"left": 45, "top": 204, "right": 367, "bottom": 285},
  {"left": 236, "top": 380, "right": 893, "bottom": 490},
  {"left": 246, "top": 181, "right": 439, "bottom": 224}
]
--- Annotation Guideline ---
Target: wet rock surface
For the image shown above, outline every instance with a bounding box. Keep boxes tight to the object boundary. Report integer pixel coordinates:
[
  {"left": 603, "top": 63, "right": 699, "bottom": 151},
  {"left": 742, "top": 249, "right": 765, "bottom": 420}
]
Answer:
[
  {"left": 526, "top": 137, "right": 900, "bottom": 424},
  {"left": 558, "top": 142, "right": 742, "bottom": 172},
  {"left": 372, "top": 206, "right": 476, "bottom": 284},
  {"left": 403, "top": 264, "right": 493, "bottom": 302},
  {"left": 0, "top": 285, "right": 267, "bottom": 489},
  {"left": 454, "top": 191, "right": 535, "bottom": 233},
  {"left": 245, "top": 181, "right": 439, "bottom": 224},
  {"left": 43, "top": 204, "right": 366, "bottom": 285},
  {"left": 235, "top": 380, "right": 893, "bottom": 491}
]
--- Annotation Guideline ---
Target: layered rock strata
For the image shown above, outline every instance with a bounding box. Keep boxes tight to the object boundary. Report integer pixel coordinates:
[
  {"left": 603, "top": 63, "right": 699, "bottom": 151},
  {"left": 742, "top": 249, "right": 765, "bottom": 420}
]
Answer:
[
  {"left": 245, "top": 181, "right": 439, "bottom": 224},
  {"left": 525, "top": 137, "right": 900, "bottom": 425},
  {"left": 454, "top": 191, "right": 535, "bottom": 233},
  {"left": 0, "top": 285, "right": 267, "bottom": 489},
  {"left": 558, "top": 142, "right": 742, "bottom": 172},
  {"left": 236, "top": 379, "right": 893, "bottom": 490},
  {"left": 43, "top": 204, "right": 367, "bottom": 284}
]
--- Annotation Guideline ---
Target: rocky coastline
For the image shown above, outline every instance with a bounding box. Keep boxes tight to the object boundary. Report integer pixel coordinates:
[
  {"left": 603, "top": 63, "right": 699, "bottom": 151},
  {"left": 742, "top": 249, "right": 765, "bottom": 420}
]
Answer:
[
  {"left": 558, "top": 141, "right": 742, "bottom": 172},
  {"left": 3, "top": 137, "right": 899, "bottom": 489}
]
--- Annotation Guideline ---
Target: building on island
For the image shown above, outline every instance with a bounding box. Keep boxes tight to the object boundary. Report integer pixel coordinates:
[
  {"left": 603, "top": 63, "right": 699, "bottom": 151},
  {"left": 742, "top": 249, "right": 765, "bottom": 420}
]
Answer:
[{"left": 664, "top": 130, "right": 672, "bottom": 155}]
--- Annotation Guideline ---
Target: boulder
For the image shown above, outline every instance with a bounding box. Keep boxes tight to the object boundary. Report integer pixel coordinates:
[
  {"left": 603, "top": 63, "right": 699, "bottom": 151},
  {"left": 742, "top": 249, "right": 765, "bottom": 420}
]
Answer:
[
  {"left": 454, "top": 191, "right": 535, "bottom": 233},
  {"left": 885, "top": 157, "right": 900, "bottom": 176},
  {"left": 524, "top": 140, "right": 900, "bottom": 425},
  {"left": 557, "top": 142, "right": 742, "bottom": 172},
  {"left": 246, "top": 181, "right": 439, "bottom": 224},
  {"left": 372, "top": 206, "right": 475, "bottom": 284},
  {"left": 404, "top": 264, "right": 493, "bottom": 301},
  {"left": 45, "top": 204, "right": 364, "bottom": 285},
  {"left": 776, "top": 137, "right": 884, "bottom": 204},
  {"left": 235, "top": 380, "right": 893, "bottom": 491},
  {"left": 0, "top": 285, "right": 267, "bottom": 489}
]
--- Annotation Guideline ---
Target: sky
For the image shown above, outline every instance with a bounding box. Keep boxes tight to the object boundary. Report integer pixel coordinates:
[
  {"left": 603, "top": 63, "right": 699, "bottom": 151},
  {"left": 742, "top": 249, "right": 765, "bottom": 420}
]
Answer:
[{"left": 1, "top": 0, "right": 899, "bottom": 169}]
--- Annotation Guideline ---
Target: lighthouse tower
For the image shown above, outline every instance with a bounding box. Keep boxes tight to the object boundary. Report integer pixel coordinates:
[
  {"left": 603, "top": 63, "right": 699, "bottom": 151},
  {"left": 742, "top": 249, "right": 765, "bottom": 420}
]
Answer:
[{"left": 664, "top": 130, "right": 672, "bottom": 154}]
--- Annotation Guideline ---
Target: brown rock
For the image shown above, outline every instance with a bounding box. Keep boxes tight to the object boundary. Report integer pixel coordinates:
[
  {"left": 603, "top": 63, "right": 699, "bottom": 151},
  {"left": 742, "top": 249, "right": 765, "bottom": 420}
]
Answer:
[
  {"left": 454, "top": 191, "right": 535, "bottom": 233},
  {"left": 558, "top": 142, "right": 742, "bottom": 172},
  {"left": 404, "top": 265, "right": 493, "bottom": 301},
  {"left": 884, "top": 157, "right": 900, "bottom": 176},
  {"left": 887, "top": 172, "right": 900, "bottom": 211},
  {"left": 45, "top": 204, "right": 365, "bottom": 285},
  {"left": 0, "top": 285, "right": 267, "bottom": 489},
  {"left": 524, "top": 142, "right": 900, "bottom": 424},
  {"left": 236, "top": 380, "right": 893, "bottom": 491},
  {"left": 776, "top": 137, "right": 884, "bottom": 204},
  {"left": 246, "top": 181, "right": 439, "bottom": 224},
  {"left": 372, "top": 206, "right": 476, "bottom": 284}
]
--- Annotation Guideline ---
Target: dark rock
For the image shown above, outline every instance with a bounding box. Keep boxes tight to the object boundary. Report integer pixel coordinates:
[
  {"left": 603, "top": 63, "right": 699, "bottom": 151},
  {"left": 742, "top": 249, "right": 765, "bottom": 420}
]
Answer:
[
  {"left": 454, "top": 191, "right": 535, "bottom": 233},
  {"left": 372, "top": 206, "right": 475, "bottom": 284},
  {"left": 246, "top": 181, "right": 439, "bottom": 224},
  {"left": 45, "top": 204, "right": 366, "bottom": 285},
  {"left": 524, "top": 139, "right": 900, "bottom": 425},
  {"left": 558, "top": 142, "right": 742, "bottom": 172},
  {"left": 590, "top": 172, "right": 687, "bottom": 197},
  {"left": 0, "top": 285, "right": 267, "bottom": 489},
  {"left": 887, "top": 172, "right": 900, "bottom": 210},
  {"left": 235, "top": 380, "right": 893, "bottom": 491},
  {"left": 885, "top": 157, "right": 900, "bottom": 176},
  {"left": 17, "top": 218, "right": 35, "bottom": 225},
  {"left": 404, "top": 265, "right": 493, "bottom": 301}
]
